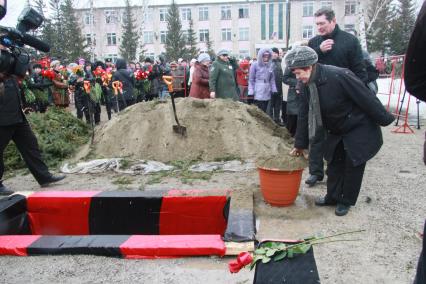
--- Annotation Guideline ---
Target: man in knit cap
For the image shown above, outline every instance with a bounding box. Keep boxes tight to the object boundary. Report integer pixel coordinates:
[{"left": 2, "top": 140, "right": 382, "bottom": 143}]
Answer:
[
  {"left": 306, "top": 8, "right": 368, "bottom": 187},
  {"left": 287, "top": 46, "right": 394, "bottom": 216}
]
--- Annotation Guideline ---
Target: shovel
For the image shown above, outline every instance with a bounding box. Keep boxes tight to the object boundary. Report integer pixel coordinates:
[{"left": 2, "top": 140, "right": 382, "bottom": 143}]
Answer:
[{"left": 163, "top": 75, "right": 187, "bottom": 137}]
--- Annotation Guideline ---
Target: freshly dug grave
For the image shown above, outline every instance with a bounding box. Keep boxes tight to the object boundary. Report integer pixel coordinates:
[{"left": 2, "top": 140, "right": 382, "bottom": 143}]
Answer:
[{"left": 92, "top": 98, "right": 306, "bottom": 168}]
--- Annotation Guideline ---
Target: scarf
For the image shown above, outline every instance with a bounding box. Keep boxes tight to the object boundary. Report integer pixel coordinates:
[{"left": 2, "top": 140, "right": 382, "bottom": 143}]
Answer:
[{"left": 307, "top": 65, "right": 323, "bottom": 141}]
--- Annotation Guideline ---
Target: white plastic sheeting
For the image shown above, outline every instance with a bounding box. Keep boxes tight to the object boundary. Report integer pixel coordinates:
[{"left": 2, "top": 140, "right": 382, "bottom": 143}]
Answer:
[{"left": 61, "top": 159, "right": 256, "bottom": 175}]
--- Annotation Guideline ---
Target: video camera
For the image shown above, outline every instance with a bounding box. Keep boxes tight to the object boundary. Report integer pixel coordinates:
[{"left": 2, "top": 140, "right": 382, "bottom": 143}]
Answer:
[{"left": 0, "top": 1, "right": 50, "bottom": 77}]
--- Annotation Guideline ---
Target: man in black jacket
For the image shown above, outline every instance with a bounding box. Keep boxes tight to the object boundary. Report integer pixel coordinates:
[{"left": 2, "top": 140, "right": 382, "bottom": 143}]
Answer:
[
  {"left": 0, "top": 72, "right": 65, "bottom": 196},
  {"left": 305, "top": 8, "right": 368, "bottom": 187},
  {"left": 286, "top": 46, "right": 394, "bottom": 216}
]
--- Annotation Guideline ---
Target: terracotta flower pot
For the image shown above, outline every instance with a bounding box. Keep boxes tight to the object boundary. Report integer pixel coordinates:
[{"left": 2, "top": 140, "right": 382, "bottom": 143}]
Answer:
[{"left": 258, "top": 166, "right": 304, "bottom": 206}]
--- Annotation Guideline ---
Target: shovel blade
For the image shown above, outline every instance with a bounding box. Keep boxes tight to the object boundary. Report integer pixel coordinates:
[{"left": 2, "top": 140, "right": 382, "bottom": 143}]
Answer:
[{"left": 173, "top": 125, "right": 187, "bottom": 136}]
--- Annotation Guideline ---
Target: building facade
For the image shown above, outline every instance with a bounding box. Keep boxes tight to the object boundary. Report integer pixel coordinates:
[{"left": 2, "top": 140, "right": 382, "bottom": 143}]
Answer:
[{"left": 75, "top": 0, "right": 369, "bottom": 62}]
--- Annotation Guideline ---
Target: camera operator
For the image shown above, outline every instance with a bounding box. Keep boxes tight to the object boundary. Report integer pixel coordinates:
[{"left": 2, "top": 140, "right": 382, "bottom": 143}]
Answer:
[{"left": 0, "top": 44, "right": 65, "bottom": 196}]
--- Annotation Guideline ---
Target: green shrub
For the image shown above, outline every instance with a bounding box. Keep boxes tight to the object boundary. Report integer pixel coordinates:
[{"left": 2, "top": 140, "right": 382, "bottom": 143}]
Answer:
[{"left": 4, "top": 107, "right": 90, "bottom": 171}]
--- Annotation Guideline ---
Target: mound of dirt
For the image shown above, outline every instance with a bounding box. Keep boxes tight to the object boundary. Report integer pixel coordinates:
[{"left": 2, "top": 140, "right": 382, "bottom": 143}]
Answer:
[{"left": 92, "top": 98, "right": 306, "bottom": 169}]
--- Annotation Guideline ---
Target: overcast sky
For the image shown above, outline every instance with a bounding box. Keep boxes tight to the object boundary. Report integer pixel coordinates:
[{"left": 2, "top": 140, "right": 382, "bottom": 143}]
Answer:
[{"left": 1, "top": 0, "right": 425, "bottom": 27}]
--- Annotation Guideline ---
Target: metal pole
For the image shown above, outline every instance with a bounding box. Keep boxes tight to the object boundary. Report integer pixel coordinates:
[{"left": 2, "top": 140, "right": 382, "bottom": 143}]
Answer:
[{"left": 286, "top": 0, "right": 291, "bottom": 50}]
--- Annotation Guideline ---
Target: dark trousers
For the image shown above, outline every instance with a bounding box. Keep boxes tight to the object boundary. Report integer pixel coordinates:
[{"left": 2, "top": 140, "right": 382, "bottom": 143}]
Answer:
[
  {"left": 326, "top": 142, "right": 366, "bottom": 206},
  {"left": 286, "top": 114, "right": 297, "bottom": 137},
  {"left": 0, "top": 121, "right": 51, "bottom": 185},
  {"left": 254, "top": 100, "right": 269, "bottom": 113},
  {"left": 309, "top": 126, "right": 326, "bottom": 178},
  {"left": 268, "top": 92, "right": 283, "bottom": 122},
  {"left": 282, "top": 101, "right": 288, "bottom": 124}
]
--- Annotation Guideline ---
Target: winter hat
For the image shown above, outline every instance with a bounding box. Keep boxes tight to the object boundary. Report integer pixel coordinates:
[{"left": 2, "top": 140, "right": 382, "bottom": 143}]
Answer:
[
  {"left": 284, "top": 46, "right": 318, "bottom": 69},
  {"left": 144, "top": 57, "right": 153, "bottom": 64},
  {"left": 217, "top": 49, "right": 229, "bottom": 56},
  {"left": 170, "top": 61, "right": 178, "bottom": 67},
  {"left": 190, "top": 58, "right": 197, "bottom": 64},
  {"left": 271, "top": 47, "right": 280, "bottom": 54},
  {"left": 239, "top": 59, "right": 250, "bottom": 69},
  {"left": 197, "top": 53, "right": 211, "bottom": 63}
]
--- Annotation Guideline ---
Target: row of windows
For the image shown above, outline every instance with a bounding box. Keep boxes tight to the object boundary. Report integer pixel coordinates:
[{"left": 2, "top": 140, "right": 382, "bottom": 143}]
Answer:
[
  {"left": 88, "top": 28, "right": 250, "bottom": 47},
  {"left": 301, "top": 24, "right": 357, "bottom": 39},
  {"left": 84, "top": 6, "right": 249, "bottom": 25},
  {"left": 142, "top": 28, "right": 250, "bottom": 44},
  {"left": 302, "top": 0, "right": 357, "bottom": 17}
]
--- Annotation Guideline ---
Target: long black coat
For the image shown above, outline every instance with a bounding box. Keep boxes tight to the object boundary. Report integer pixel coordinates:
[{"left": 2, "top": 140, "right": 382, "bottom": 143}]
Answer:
[
  {"left": 308, "top": 25, "right": 368, "bottom": 83},
  {"left": 405, "top": 0, "right": 426, "bottom": 102},
  {"left": 0, "top": 78, "right": 24, "bottom": 126},
  {"left": 295, "top": 64, "right": 395, "bottom": 167},
  {"left": 113, "top": 59, "right": 135, "bottom": 101}
]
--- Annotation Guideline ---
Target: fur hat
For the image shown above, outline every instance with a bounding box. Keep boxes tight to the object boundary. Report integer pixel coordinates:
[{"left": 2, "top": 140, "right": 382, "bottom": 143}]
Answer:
[
  {"left": 217, "top": 49, "right": 229, "bottom": 56},
  {"left": 284, "top": 46, "right": 318, "bottom": 69},
  {"left": 197, "top": 53, "right": 211, "bottom": 63}
]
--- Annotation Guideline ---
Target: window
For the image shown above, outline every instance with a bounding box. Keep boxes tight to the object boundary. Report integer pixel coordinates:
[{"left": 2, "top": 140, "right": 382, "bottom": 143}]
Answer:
[
  {"left": 320, "top": 1, "right": 333, "bottom": 9},
  {"left": 199, "top": 29, "right": 209, "bottom": 42},
  {"left": 302, "top": 1, "right": 314, "bottom": 17},
  {"left": 85, "top": 33, "right": 96, "bottom": 46},
  {"left": 269, "top": 3, "right": 274, "bottom": 39},
  {"left": 144, "top": 31, "right": 154, "bottom": 44},
  {"left": 345, "top": 1, "right": 357, "bottom": 16},
  {"left": 221, "top": 5, "right": 231, "bottom": 20},
  {"left": 159, "top": 8, "right": 167, "bottom": 22},
  {"left": 278, "top": 3, "right": 284, "bottom": 40},
  {"left": 182, "top": 30, "right": 189, "bottom": 42},
  {"left": 239, "top": 28, "right": 249, "bottom": 41},
  {"left": 302, "top": 25, "right": 314, "bottom": 39},
  {"left": 84, "top": 12, "right": 94, "bottom": 25},
  {"left": 105, "top": 10, "right": 119, "bottom": 24},
  {"left": 181, "top": 8, "right": 191, "bottom": 21},
  {"left": 199, "top": 7, "right": 209, "bottom": 21},
  {"left": 344, "top": 24, "right": 355, "bottom": 32},
  {"left": 261, "top": 4, "right": 266, "bottom": 40},
  {"left": 144, "top": 8, "right": 153, "bottom": 22},
  {"left": 145, "top": 53, "right": 155, "bottom": 60},
  {"left": 160, "top": 31, "right": 168, "bottom": 43},
  {"left": 105, "top": 54, "right": 118, "bottom": 63},
  {"left": 106, "top": 33, "right": 117, "bottom": 45},
  {"left": 221, "top": 28, "right": 232, "bottom": 41},
  {"left": 238, "top": 5, "right": 249, "bottom": 18}
]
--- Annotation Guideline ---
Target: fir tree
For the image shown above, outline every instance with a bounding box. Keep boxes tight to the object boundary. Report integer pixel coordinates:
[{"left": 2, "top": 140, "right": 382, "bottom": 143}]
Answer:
[
  {"left": 164, "top": 1, "right": 187, "bottom": 61},
  {"left": 43, "top": 0, "right": 65, "bottom": 60},
  {"left": 366, "top": 0, "right": 392, "bottom": 55},
  {"left": 186, "top": 19, "right": 199, "bottom": 59},
  {"left": 388, "top": 0, "right": 416, "bottom": 55},
  {"left": 205, "top": 34, "right": 215, "bottom": 59},
  {"left": 120, "top": 0, "right": 139, "bottom": 62},
  {"left": 60, "top": 0, "right": 89, "bottom": 62}
]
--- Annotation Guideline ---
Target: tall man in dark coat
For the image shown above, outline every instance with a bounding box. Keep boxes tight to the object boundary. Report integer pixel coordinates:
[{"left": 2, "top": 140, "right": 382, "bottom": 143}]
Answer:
[
  {"left": 306, "top": 8, "right": 368, "bottom": 187},
  {"left": 287, "top": 46, "right": 394, "bottom": 216},
  {"left": 0, "top": 71, "right": 65, "bottom": 196},
  {"left": 405, "top": 1, "right": 426, "bottom": 282}
]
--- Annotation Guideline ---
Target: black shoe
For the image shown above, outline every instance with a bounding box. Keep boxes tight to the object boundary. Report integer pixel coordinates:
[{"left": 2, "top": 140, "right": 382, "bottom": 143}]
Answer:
[
  {"left": 305, "top": 175, "right": 323, "bottom": 186},
  {"left": 335, "top": 203, "right": 351, "bottom": 216},
  {"left": 314, "top": 196, "right": 336, "bottom": 206},
  {"left": 40, "top": 174, "right": 66, "bottom": 188},
  {"left": 0, "top": 183, "right": 14, "bottom": 196}
]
